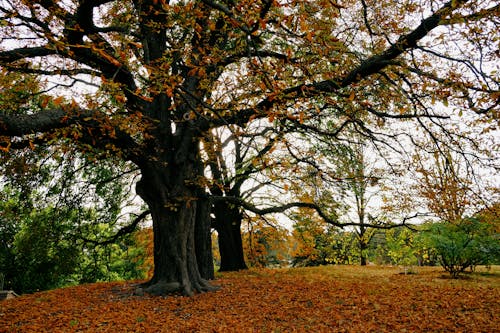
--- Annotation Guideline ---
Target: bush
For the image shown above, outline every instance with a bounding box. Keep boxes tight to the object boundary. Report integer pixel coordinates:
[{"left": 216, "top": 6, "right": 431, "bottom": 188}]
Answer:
[
  {"left": 420, "top": 218, "right": 500, "bottom": 278},
  {"left": 0, "top": 189, "right": 148, "bottom": 293}
]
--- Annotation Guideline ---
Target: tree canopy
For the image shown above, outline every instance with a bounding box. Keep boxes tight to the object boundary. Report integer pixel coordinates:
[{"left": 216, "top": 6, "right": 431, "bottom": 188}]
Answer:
[{"left": 0, "top": 0, "right": 498, "bottom": 295}]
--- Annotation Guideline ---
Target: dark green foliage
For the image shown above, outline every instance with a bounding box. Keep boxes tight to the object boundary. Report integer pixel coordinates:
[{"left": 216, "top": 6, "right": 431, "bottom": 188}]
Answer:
[
  {"left": 76, "top": 232, "right": 146, "bottom": 284},
  {"left": 0, "top": 148, "right": 147, "bottom": 294},
  {"left": 0, "top": 189, "right": 23, "bottom": 290},
  {"left": 11, "top": 207, "right": 81, "bottom": 292},
  {"left": 419, "top": 219, "right": 500, "bottom": 278},
  {"left": 0, "top": 185, "right": 147, "bottom": 294}
]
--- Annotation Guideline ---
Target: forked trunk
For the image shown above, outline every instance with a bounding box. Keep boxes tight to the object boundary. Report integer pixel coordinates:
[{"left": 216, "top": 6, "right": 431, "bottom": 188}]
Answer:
[{"left": 135, "top": 157, "right": 216, "bottom": 296}]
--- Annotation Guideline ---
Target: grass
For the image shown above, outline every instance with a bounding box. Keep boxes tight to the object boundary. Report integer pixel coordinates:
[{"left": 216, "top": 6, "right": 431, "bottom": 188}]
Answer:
[{"left": 1, "top": 265, "right": 499, "bottom": 332}]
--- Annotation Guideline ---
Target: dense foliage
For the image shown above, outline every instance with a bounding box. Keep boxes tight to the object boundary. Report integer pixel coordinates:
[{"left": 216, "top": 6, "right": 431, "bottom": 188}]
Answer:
[
  {"left": 0, "top": 185, "right": 148, "bottom": 294},
  {"left": 419, "top": 219, "right": 500, "bottom": 277},
  {"left": 0, "top": 146, "right": 148, "bottom": 293}
]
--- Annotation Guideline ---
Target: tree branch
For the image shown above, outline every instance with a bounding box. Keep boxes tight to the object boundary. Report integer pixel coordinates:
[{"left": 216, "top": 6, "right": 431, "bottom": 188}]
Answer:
[
  {"left": 211, "top": 195, "right": 417, "bottom": 230},
  {"left": 78, "top": 210, "right": 151, "bottom": 246},
  {"left": 0, "top": 107, "right": 143, "bottom": 163},
  {"left": 222, "top": 0, "right": 463, "bottom": 127},
  {"left": 0, "top": 46, "right": 55, "bottom": 63},
  {"left": 0, "top": 107, "right": 95, "bottom": 137}
]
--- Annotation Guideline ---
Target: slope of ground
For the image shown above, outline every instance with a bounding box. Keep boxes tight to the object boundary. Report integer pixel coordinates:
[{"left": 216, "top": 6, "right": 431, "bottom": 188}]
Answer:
[{"left": 1, "top": 266, "right": 499, "bottom": 332}]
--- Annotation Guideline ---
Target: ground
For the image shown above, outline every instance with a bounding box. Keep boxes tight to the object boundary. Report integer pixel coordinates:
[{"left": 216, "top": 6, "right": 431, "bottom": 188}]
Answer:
[{"left": 1, "top": 266, "right": 499, "bottom": 332}]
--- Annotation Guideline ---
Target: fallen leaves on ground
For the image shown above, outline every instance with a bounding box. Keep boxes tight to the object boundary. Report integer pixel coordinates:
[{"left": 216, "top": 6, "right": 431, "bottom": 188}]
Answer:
[{"left": 1, "top": 266, "right": 499, "bottom": 332}]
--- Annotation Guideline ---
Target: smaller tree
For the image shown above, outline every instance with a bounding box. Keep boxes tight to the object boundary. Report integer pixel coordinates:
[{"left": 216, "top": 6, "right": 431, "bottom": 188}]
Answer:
[
  {"left": 291, "top": 211, "right": 338, "bottom": 267},
  {"left": 385, "top": 228, "right": 418, "bottom": 272},
  {"left": 242, "top": 216, "right": 290, "bottom": 268},
  {"left": 419, "top": 218, "right": 500, "bottom": 278},
  {"left": 329, "top": 230, "right": 358, "bottom": 265}
]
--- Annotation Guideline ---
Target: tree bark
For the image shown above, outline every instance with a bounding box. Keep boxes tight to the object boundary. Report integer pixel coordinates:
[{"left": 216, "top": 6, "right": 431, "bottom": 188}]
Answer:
[
  {"left": 359, "top": 240, "right": 368, "bottom": 266},
  {"left": 195, "top": 195, "right": 215, "bottom": 280},
  {"left": 213, "top": 202, "right": 247, "bottom": 271},
  {"left": 134, "top": 133, "right": 216, "bottom": 295}
]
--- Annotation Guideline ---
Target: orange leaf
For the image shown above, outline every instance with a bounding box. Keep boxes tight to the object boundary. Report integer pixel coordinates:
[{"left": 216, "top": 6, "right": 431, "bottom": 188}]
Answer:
[
  {"left": 348, "top": 91, "right": 355, "bottom": 101},
  {"left": 53, "top": 96, "right": 64, "bottom": 106}
]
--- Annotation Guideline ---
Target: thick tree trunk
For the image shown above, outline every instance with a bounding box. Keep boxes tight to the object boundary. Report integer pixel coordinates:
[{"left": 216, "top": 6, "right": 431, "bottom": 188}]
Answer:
[
  {"left": 135, "top": 149, "right": 216, "bottom": 295},
  {"left": 195, "top": 195, "right": 215, "bottom": 280},
  {"left": 214, "top": 203, "right": 247, "bottom": 271}
]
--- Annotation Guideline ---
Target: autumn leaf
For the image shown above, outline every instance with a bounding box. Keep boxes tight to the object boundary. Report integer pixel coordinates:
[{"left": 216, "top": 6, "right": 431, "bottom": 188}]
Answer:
[
  {"left": 53, "top": 96, "right": 64, "bottom": 106},
  {"left": 348, "top": 91, "right": 355, "bottom": 101},
  {"left": 1, "top": 266, "right": 498, "bottom": 332}
]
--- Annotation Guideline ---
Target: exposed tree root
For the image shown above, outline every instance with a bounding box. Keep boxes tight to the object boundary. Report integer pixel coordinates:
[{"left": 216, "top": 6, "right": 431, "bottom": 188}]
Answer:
[{"left": 136, "top": 279, "right": 219, "bottom": 296}]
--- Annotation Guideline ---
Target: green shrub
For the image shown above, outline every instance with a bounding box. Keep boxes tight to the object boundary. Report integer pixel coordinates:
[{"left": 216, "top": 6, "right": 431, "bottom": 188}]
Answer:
[{"left": 420, "top": 218, "right": 500, "bottom": 278}]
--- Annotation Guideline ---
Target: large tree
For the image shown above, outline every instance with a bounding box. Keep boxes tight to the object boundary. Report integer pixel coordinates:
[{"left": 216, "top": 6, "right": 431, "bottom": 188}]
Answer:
[{"left": 0, "top": 0, "right": 498, "bottom": 295}]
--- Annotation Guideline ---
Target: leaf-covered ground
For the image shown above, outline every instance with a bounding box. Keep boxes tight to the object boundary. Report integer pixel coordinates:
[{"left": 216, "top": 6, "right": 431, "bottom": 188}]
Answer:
[{"left": 1, "top": 266, "right": 499, "bottom": 332}]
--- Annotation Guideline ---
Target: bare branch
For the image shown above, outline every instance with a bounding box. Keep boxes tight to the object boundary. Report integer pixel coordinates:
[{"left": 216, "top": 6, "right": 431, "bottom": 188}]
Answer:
[
  {"left": 79, "top": 210, "right": 151, "bottom": 246},
  {"left": 211, "top": 195, "right": 418, "bottom": 230}
]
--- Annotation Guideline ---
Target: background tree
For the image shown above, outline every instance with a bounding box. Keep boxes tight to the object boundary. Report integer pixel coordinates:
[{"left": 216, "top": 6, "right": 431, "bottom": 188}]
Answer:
[
  {"left": 283, "top": 129, "right": 401, "bottom": 266},
  {"left": 242, "top": 215, "right": 290, "bottom": 268},
  {"left": 204, "top": 123, "right": 281, "bottom": 271},
  {"left": 416, "top": 150, "right": 476, "bottom": 223},
  {"left": 203, "top": 129, "right": 248, "bottom": 272},
  {"left": 0, "top": 0, "right": 498, "bottom": 295},
  {"left": 331, "top": 143, "right": 385, "bottom": 265},
  {"left": 291, "top": 210, "right": 339, "bottom": 267},
  {"left": 0, "top": 155, "right": 149, "bottom": 293},
  {"left": 418, "top": 217, "right": 500, "bottom": 278},
  {"left": 385, "top": 228, "right": 418, "bottom": 270}
]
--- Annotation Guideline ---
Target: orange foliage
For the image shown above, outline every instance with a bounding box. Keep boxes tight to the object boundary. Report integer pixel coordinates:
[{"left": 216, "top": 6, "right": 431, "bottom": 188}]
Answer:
[
  {"left": 1, "top": 266, "right": 498, "bottom": 332},
  {"left": 134, "top": 228, "right": 154, "bottom": 279},
  {"left": 242, "top": 217, "right": 290, "bottom": 267},
  {"left": 291, "top": 211, "right": 327, "bottom": 263},
  {"left": 476, "top": 202, "right": 500, "bottom": 233}
]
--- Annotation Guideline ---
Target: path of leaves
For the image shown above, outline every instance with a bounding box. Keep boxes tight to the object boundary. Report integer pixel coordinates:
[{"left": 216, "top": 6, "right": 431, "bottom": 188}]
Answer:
[{"left": 1, "top": 266, "right": 499, "bottom": 332}]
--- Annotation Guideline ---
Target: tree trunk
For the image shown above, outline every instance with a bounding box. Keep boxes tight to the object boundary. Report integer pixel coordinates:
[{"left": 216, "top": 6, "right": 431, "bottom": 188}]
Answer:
[
  {"left": 214, "top": 203, "right": 247, "bottom": 271},
  {"left": 135, "top": 146, "right": 216, "bottom": 295},
  {"left": 359, "top": 241, "right": 368, "bottom": 266},
  {"left": 195, "top": 194, "right": 215, "bottom": 280}
]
